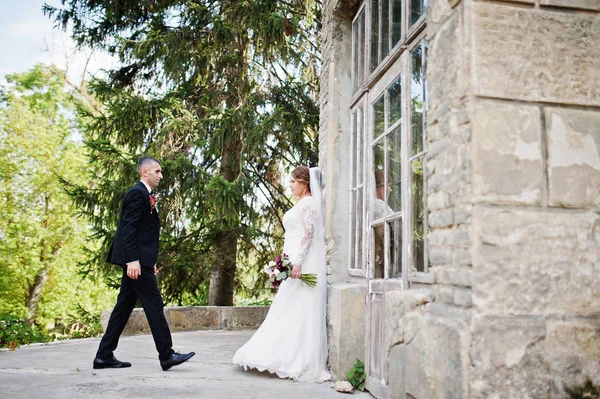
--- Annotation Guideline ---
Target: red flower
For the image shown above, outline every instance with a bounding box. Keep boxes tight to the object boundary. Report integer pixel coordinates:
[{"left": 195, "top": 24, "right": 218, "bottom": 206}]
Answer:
[{"left": 149, "top": 194, "right": 157, "bottom": 214}]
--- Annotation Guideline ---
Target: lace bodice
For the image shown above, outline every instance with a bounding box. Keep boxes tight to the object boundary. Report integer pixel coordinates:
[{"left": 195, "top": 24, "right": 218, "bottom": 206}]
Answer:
[{"left": 282, "top": 196, "right": 316, "bottom": 266}]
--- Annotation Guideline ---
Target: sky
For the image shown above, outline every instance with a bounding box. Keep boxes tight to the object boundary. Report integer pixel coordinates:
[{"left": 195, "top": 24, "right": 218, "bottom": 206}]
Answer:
[{"left": 0, "top": 0, "right": 117, "bottom": 84}]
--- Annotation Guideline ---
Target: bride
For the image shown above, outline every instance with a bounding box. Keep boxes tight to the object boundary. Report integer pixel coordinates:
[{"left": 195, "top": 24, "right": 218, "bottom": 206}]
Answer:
[{"left": 233, "top": 166, "right": 331, "bottom": 382}]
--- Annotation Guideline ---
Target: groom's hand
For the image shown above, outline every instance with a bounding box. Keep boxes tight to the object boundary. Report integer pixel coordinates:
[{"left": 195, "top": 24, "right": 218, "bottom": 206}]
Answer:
[
  {"left": 126, "top": 261, "right": 141, "bottom": 280},
  {"left": 154, "top": 264, "right": 157, "bottom": 275},
  {"left": 291, "top": 264, "right": 302, "bottom": 279}
]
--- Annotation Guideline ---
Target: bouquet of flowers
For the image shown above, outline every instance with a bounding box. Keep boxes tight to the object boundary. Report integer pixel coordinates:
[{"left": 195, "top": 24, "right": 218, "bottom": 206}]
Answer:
[{"left": 264, "top": 253, "right": 317, "bottom": 288}]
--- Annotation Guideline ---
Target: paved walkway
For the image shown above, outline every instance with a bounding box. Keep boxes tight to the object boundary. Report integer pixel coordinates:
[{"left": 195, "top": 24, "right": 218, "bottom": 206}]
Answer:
[{"left": 0, "top": 330, "right": 372, "bottom": 398}]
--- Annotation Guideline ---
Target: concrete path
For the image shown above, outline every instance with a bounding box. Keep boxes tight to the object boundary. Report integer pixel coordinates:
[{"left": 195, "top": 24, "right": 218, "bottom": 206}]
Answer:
[{"left": 0, "top": 330, "right": 372, "bottom": 398}]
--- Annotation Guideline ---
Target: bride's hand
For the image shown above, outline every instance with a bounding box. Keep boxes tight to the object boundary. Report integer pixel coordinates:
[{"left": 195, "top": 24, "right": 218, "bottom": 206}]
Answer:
[{"left": 291, "top": 264, "right": 302, "bottom": 279}]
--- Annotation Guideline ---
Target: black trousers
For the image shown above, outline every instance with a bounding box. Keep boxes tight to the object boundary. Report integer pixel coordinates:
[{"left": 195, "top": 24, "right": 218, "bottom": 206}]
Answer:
[{"left": 96, "top": 267, "right": 174, "bottom": 361}]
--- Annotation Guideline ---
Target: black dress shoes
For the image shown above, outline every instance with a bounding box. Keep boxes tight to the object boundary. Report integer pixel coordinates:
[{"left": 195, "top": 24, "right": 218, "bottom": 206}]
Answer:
[
  {"left": 93, "top": 356, "right": 132, "bottom": 369},
  {"left": 160, "top": 352, "right": 195, "bottom": 371}
]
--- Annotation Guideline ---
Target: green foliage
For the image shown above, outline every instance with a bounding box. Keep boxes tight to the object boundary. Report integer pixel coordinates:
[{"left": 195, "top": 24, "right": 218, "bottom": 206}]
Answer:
[
  {"left": 43, "top": 0, "right": 322, "bottom": 305},
  {"left": 52, "top": 305, "right": 104, "bottom": 340},
  {"left": 0, "top": 316, "right": 52, "bottom": 350},
  {"left": 347, "top": 359, "right": 367, "bottom": 391},
  {"left": 0, "top": 64, "right": 117, "bottom": 327},
  {"left": 564, "top": 377, "right": 600, "bottom": 399}
]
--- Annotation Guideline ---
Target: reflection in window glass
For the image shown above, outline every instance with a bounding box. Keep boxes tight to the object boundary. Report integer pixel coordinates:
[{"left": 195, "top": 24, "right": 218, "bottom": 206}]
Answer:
[
  {"left": 357, "top": 105, "right": 364, "bottom": 184},
  {"left": 357, "top": 187, "right": 363, "bottom": 267},
  {"left": 352, "top": 9, "right": 366, "bottom": 93},
  {"left": 388, "top": 126, "right": 401, "bottom": 213},
  {"left": 392, "top": 0, "right": 402, "bottom": 47},
  {"left": 372, "top": 140, "right": 387, "bottom": 221},
  {"left": 373, "top": 224, "right": 385, "bottom": 279},
  {"left": 371, "top": 0, "right": 403, "bottom": 72},
  {"left": 373, "top": 95, "right": 385, "bottom": 139},
  {"left": 388, "top": 218, "right": 402, "bottom": 278},
  {"left": 388, "top": 75, "right": 402, "bottom": 127},
  {"left": 370, "top": 0, "right": 379, "bottom": 73},
  {"left": 382, "top": 0, "right": 390, "bottom": 60},
  {"left": 353, "top": 19, "right": 359, "bottom": 92},
  {"left": 411, "top": 158, "right": 425, "bottom": 272},
  {"left": 410, "top": 0, "right": 427, "bottom": 27},
  {"left": 411, "top": 42, "right": 424, "bottom": 156}
]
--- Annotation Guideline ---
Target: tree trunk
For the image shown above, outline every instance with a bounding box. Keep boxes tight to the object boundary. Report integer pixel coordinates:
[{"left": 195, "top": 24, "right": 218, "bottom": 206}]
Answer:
[
  {"left": 207, "top": 25, "right": 248, "bottom": 306},
  {"left": 208, "top": 133, "right": 243, "bottom": 306},
  {"left": 26, "top": 194, "right": 67, "bottom": 324},
  {"left": 26, "top": 263, "right": 51, "bottom": 324}
]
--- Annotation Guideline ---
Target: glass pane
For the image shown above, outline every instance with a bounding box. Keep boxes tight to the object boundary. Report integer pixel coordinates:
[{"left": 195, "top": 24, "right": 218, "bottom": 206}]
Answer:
[
  {"left": 373, "top": 224, "right": 385, "bottom": 279},
  {"left": 371, "top": 140, "right": 387, "bottom": 221},
  {"left": 350, "top": 190, "right": 356, "bottom": 268},
  {"left": 392, "top": 0, "right": 402, "bottom": 47},
  {"left": 353, "top": 18, "right": 359, "bottom": 92},
  {"left": 382, "top": 0, "right": 390, "bottom": 60},
  {"left": 423, "top": 38, "right": 428, "bottom": 149},
  {"left": 357, "top": 186, "right": 363, "bottom": 268},
  {"left": 357, "top": 105, "right": 363, "bottom": 184},
  {"left": 411, "top": 42, "right": 424, "bottom": 156},
  {"left": 370, "top": 0, "right": 379, "bottom": 72},
  {"left": 373, "top": 94, "right": 385, "bottom": 139},
  {"left": 388, "top": 75, "right": 401, "bottom": 126},
  {"left": 359, "top": 10, "right": 365, "bottom": 89},
  {"left": 411, "top": 157, "right": 425, "bottom": 272},
  {"left": 351, "top": 109, "right": 357, "bottom": 187},
  {"left": 388, "top": 218, "right": 402, "bottom": 278},
  {"left": 410, "top": 0, "right": 426, "bottom": 26},
  {"left": 388, "top": 126, "right": 401, "bottom": 212}
]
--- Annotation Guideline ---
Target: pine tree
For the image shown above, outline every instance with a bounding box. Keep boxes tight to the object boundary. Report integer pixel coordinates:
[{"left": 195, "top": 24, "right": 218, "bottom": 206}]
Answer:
[{"left": 44, "top": 0, "right": 321, "bottom": 305}]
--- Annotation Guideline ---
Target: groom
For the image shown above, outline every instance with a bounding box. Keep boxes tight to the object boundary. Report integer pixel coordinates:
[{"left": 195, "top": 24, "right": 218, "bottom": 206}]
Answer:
[{"left": 93, "top": 156, "right": 195, "bottom": 371}]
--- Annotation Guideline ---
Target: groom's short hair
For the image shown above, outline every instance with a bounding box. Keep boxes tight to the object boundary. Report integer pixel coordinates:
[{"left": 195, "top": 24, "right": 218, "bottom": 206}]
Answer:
[{"left": 137, "top": 156, "right": 161, "bottom": 175}]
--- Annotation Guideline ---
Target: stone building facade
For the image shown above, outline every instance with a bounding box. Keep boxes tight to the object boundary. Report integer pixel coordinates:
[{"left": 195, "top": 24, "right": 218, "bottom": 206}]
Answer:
[{"left": 320, "top": 0, "right": 600, "bottom": 398}]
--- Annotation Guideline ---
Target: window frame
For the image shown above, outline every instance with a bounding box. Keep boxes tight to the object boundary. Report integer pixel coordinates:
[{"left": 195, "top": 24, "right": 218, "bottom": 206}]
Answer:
[
  {"left": 348, "top": 99, "right": 367, "bottom": 277},
  {"left": 348, "top": 0, "right": 429, "bottom": 285}
]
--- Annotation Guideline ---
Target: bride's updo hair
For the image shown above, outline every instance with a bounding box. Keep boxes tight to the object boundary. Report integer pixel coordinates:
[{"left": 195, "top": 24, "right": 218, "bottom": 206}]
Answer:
[{"left": 291, "top": 166, "right": 311, "bottom": 193}]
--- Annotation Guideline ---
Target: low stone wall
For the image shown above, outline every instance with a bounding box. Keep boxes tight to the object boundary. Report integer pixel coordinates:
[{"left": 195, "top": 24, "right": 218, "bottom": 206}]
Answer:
[{"left": 100, "top": 306, "right": 269, "bottom": 336}]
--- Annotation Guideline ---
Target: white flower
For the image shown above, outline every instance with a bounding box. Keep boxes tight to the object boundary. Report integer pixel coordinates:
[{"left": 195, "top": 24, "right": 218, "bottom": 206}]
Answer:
[{"left": 268, "top": 261, "right": 276, "bottom": 267}]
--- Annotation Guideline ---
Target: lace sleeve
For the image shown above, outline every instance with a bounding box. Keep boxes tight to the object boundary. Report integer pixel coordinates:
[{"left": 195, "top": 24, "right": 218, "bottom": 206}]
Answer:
[{"left": 292, "top": 198, "right": 316, "bottom": 266}]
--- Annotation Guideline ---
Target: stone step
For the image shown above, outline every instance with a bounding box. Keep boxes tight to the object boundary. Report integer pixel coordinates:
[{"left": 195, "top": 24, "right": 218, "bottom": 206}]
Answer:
[{"left": 100, "top": 306, "right": 269, "bottom": 336}]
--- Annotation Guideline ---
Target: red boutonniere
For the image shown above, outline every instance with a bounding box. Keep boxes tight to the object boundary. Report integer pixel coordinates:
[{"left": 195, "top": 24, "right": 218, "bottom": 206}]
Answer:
[{"left": 149, "top": 194, "right": 157, "bottom": 214}]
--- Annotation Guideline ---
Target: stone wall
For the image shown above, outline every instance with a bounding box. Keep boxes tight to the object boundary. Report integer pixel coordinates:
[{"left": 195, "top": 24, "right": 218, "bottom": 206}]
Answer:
[
  {"left": 467, "top": 1, "right": 600, "bottom": 397},
  {"left": 100, "top": 306, "right": 269, "bottom": 336}
]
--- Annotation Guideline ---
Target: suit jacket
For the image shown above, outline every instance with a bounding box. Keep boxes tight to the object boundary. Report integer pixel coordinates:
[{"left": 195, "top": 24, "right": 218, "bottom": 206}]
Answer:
[{"left": 107, "top": 181, "right": 160, "bottom": 267}]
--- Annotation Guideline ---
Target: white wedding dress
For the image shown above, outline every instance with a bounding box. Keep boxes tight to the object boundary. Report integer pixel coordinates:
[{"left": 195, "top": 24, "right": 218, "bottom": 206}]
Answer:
[{"left": 233, "top": 194, "right": 331, "bottom": 382}]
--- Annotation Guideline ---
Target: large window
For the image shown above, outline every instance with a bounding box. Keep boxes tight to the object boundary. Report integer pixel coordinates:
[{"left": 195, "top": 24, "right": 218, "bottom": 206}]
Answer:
[{"left": 350, "top": 0, "right": 428, "bottom": 284}]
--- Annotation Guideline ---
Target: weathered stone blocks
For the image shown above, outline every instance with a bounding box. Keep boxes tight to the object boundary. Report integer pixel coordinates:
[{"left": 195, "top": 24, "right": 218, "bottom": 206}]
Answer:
[
  {"left": 545, "top": 107, "right": 600, "bottom": 209},
  {"left": 471, "top": 100, "right": 543, "bottom": 205},
  {"left": 471, "top": 315, "right": 549, "bottom": 399},
  {"left": 471, "top": 315, "right": 600, "bottom": 398},
  {"left": 473, "top": 3, "right": 600, "bottom": 106},
  {"left": 388, "top": 314, "right": 468, "bottom": 399},
  {"left": 428, "top": 11, "right": 466, "bottom": 112},
  {"left": 473, "top": 206, "right": 600, "bottom": 316},
  {"left": 327, "top": 283, "right": 367, "bottom": 379},
  {"left": 168, "top": 306, "right": 220, "bottom": 331}
]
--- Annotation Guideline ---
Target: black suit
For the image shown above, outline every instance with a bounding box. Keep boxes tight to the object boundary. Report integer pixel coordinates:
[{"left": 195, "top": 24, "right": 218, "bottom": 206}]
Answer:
[{"left": 97, "top": 181, "right": 174, "bottom": 362}]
